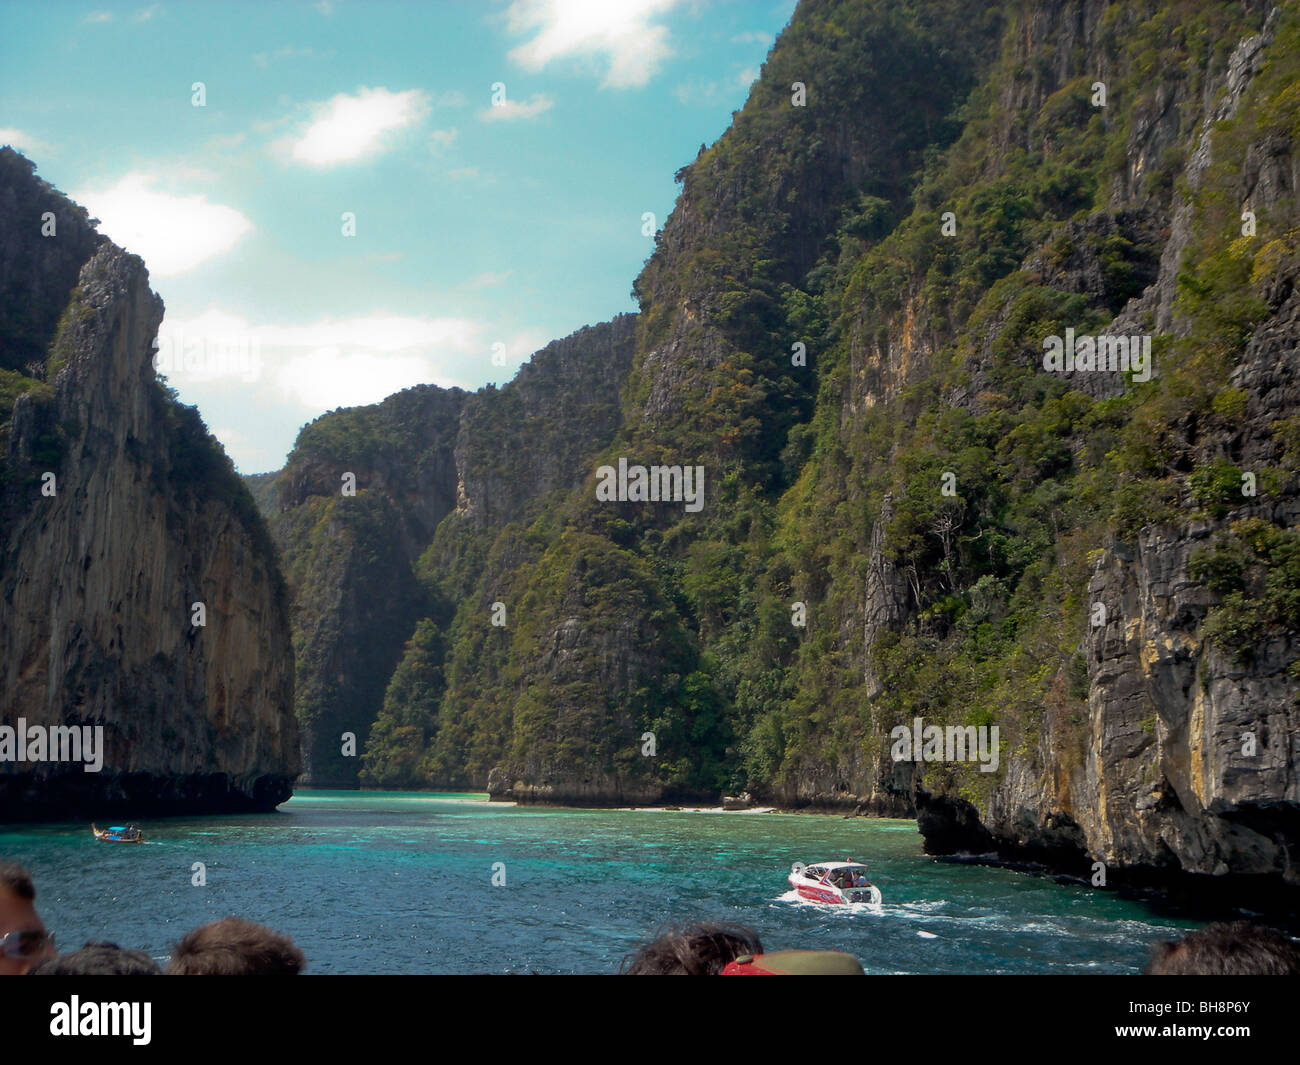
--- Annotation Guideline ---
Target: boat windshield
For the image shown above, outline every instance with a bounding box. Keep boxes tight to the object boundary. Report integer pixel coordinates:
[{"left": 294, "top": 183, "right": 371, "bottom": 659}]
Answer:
[{"left": 825, "top": 868, "right": 870, "bottom": 887}]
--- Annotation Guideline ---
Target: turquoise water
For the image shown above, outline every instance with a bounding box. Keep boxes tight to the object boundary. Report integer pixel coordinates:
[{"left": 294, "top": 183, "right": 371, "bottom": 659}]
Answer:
[{"left": 1, "top": 791, "right": 1198, "bottom": 974}]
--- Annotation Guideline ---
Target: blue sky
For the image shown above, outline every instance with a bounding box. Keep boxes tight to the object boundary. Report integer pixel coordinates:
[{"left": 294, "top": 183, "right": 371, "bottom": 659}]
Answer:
[{"left": 0, "top": 0, "right": 796, "bottom": 472}]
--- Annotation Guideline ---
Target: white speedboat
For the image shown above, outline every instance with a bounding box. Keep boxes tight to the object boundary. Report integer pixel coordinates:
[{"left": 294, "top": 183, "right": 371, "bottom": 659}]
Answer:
[{"left": 789, "top": 860, "right": 881, "bottom": 905}]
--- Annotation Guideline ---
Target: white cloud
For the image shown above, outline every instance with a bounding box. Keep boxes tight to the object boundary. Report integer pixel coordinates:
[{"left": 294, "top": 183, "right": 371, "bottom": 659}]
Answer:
[
  {"left": 133, "top": 4, "right": 163, "bottom": 21},
  {"left": 272, "top": 316, "right": 480, "bottom": 408},
  {"left": 267, "top": 315, "right": 479, "bottom": 355},
  {"left": 73, "top": 173, "right": 253, "bottom": 277},
  {"left": 478, "top": 94, "right": 553, "bottom": 121},
  {"left": 430, "top": 127, "right": 459, "bottom": 150},
  {"left": 738, "top": 66, "right": 759, "bottom": 87},
  {"left": 0, "top": 128, "right": 53, "bottom": 155},
  {"left": 282, "top": 87, "right": 428, "bottom": 167},
  {"left": 157, "top": 308, "right": 485, "bottom": 409},
  {"left": 447, "top": 166, "right": 480, "bottom": 180},
  {"left": 157, "top": 308, "right": 553, "bottom": 469},
  {"left": 278, "top": 350, "right": 448, "bottom": 409},
  {"left": 504, "top": 0, "right": 681, "bottom": 89},
  {"left": 731, "top": 31, "right": 772, "bottom": 46},
  {"left": 84, "top": 11, "right": 114, "bottom": 23},
  {"left": 153, "top": 308, "right": 267, "bottom": 384}
]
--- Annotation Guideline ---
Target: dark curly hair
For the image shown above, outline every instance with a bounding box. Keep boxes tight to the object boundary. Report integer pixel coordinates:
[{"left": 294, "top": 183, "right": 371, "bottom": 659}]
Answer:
[
  {"left": 1143, "top": 921, "right": 1300, "bottom": 975},
  {"left": 619, "top": 921, "right": 763, "bottom": 975},
  {"left": 29, "top": 941, "right": 160, "bottom": 976}
]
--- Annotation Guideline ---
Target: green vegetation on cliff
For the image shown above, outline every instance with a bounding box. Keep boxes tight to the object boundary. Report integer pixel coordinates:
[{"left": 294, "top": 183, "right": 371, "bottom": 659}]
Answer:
[
  {"left": 267, "top": 319, "right": 636, "bottom": 787},
  {"left": 269, "top": 0, "right": 1300, "bottom": 813}
]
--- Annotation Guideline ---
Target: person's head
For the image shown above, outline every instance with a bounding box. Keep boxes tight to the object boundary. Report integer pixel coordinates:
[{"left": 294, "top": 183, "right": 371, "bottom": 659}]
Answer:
[
  {"left": 166, "top": 918, "right": 306, "bottom": 975},
  {"left": 0, "top": 861, "right": 54, "bottom": 975},
  {"left": 28, "top": 941, "right": 159, "bottom": 975},
  {"left": 1143, "top": 921, "right": 1300, "bottom": 975},
  {"left": 619, "top": 921, "right": 763, "bottom": 975}
]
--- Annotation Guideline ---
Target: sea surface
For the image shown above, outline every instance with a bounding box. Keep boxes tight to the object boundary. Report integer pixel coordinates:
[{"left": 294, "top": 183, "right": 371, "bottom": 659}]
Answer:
[{"left": 1, "top": 790, "right": 1201, "bottom": 974}]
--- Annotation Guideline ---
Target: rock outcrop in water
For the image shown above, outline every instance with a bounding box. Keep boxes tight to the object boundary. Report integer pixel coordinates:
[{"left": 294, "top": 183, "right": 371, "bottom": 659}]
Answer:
[{"left": 0, "top": 148, "right": 299, "bottom": 819}]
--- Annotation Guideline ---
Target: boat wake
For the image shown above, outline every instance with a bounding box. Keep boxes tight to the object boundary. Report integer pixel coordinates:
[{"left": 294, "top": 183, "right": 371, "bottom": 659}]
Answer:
[{"left": 776, "top": 888, "right": 884, "bottom": 911}]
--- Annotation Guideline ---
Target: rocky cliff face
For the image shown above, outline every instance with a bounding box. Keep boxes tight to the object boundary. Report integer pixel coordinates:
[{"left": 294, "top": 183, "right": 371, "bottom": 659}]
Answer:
[
  {"left": 0, "top": 148, "right": 298, "bottom": 819},
  {"left": 263, "top": 315, "right": 637, "bottom": 788},
  {"left": 269, "top": 383, "right": 466, "bottom": 787},
  {"left": 451, "top": 317, "right": 638, "bottom": 533},
  {"left": 864, "top": 2, "right": 1300, "bottom": 898},
  {"left": 467, "top": 0, "right": 1006, "bottom": 808}
]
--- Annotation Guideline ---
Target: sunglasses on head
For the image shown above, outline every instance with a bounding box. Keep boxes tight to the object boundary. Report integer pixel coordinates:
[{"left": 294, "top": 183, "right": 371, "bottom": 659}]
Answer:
[{"left": 0, "top": 929, "right": 55, "bottom": 959}]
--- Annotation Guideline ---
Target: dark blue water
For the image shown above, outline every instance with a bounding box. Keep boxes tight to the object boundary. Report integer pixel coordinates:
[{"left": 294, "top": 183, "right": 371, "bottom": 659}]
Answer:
[{"left": 1, "top": 791, "right": 1197, "bottom": 974}]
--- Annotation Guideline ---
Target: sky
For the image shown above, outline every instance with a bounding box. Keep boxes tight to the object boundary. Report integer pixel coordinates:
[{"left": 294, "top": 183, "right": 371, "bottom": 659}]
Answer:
[{"left": 0, "top": 0, "right": 797, "bottom": 472}]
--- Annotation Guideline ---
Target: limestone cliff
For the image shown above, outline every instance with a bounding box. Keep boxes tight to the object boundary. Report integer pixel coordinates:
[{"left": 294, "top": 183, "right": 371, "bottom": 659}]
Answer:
[
  {"left": 262, "top": 315, "right": 637, "bottom": 788},
  {"left": 268, "top": 384, "right": 466, "bottom": 787},
  {"left": 0, "top": 148, "right": 298, "bottom": 819},
  {"left": 891, "top": 5, "right": 1299, "bottom": 897}
]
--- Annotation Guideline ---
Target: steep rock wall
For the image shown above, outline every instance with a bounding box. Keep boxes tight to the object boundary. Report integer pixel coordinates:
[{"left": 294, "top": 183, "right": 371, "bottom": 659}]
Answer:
[{"left": 0, "top": 150, "right": 298, "bottom": 818}]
